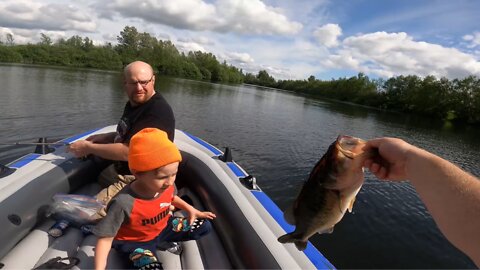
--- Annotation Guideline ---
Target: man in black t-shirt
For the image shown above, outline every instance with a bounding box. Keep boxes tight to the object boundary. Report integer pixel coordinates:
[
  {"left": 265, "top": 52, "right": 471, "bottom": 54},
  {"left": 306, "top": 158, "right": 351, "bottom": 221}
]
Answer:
[
  {"left": 67, "top": 61, "right": 175, "bottom": 209},
  {"left": 114, "top": 90, "right": 174, "bottom": 175}
]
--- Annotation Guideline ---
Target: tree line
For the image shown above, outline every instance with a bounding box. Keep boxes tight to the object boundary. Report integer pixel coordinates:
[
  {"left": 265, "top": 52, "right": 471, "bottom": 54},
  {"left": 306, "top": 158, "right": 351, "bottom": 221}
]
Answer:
[
  {"left": 0, "top": 26, "right": 244, "bottom": 83},
  {"left": 0, "top": 26, "right": 479, "bottom": 125},
  {"left": 245, "top": 72, "right": 480, "bottom": 125}
]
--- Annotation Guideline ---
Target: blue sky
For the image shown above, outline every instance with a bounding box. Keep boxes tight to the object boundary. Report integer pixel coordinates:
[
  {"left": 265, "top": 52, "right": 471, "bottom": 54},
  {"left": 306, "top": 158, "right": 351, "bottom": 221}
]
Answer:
[{"left": 0, "top": 0, "right": 479, "bottom": 80}]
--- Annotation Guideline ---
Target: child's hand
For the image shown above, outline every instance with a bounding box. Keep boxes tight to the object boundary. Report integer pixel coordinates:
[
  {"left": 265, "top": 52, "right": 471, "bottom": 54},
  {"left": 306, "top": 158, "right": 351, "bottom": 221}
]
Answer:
[{"left": 187, "top": 209, "right": 216, "bottom": 225}]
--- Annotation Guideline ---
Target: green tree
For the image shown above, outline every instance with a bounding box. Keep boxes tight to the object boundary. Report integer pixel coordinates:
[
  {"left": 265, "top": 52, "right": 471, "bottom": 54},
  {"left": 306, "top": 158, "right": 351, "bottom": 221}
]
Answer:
[
  {"left": 187, "top": 51, "right": 221, "bottom": 81},
  {"left": 2, "top": 25, "right": 480, "bottom": 125},
  {"left": 39, "top": 33, "right": 52, "bottom": 46},
  {"left": 256, "top": 70, "right": 275, "bottom": 86},
  {"left": 82, "top": 37, "right": 94, "bottom": 51},
  {"left": 0, "top": 46, "right": 22, "bottom": 62},
  {"left": 6, "top": 33, "right": 14, "bottom": 46},
  {"left": 451, "top": 76, "right": 480, "bottom": 123},
  {"left": 116, "top": 26, "right": 140, "bottom": 64}
]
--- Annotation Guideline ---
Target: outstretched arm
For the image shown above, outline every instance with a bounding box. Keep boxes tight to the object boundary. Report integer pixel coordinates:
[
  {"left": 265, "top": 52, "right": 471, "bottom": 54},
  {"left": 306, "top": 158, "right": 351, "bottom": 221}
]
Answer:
[
  {"left": 95, "top": 236, "right": 114, "bottom": 270},
  {"left": 364, "top": 138, "right": 480, "bottom": 266},
  {"left": 67, "top": 141, "right": 129, "bottom": 161},
  {"left": 172, "top": 195, "right": 216, "bottom": 225}
]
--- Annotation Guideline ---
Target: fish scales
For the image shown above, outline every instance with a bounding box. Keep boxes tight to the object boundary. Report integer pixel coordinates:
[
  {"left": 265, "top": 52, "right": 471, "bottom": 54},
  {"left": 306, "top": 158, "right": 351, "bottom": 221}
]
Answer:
[{"left": 278, "top": 135, "right": 373, "bottom": 251}]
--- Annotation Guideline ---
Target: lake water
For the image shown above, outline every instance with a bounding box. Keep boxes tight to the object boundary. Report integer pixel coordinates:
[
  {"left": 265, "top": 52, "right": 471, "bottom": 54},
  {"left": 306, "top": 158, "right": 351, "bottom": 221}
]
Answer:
[{"left": 0, "top": 64, "right": 478, "bottom": 269}]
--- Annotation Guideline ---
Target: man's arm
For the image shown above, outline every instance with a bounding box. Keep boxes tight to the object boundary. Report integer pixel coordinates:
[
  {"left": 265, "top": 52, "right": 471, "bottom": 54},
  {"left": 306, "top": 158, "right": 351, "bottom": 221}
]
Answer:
[
  {"left": 67, "top": 141, "right": 129, "bottom": 161},
  {"left": 364, "top": 138, "right": 480, "bottom": 266},
  {"left": 86, "top": 132, "right": 117, "bottom": 144},
  {"left": 405, "top": 148, "right": 480, "bottom": 266},
  {"left": 95, "top": 236, "right": 114, "bottom": 270}
]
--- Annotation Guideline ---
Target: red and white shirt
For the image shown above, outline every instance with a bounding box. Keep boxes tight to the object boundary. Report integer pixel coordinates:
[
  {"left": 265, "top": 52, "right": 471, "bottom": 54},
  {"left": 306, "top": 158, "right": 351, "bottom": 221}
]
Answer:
[{"left": 93, "top": 185, "right": 175, "bottom": 242}]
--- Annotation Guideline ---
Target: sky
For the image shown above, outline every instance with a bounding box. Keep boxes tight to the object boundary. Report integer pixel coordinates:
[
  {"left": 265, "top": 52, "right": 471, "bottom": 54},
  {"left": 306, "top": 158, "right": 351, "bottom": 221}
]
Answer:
[{"left": 0, "top": 0, "right": 480, "bottom": 80}]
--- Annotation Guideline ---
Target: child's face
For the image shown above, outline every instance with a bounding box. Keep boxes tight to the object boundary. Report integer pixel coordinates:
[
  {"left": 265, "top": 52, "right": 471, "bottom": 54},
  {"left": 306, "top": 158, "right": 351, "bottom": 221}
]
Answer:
[{"left": 135, "top": 162, "right": 179, "bottom": 193}]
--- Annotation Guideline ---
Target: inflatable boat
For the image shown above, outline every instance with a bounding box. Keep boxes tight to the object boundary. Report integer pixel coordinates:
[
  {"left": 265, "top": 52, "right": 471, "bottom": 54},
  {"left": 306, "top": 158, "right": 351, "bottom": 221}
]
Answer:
[{"left": 0, "top": 125, "right": 334, "bottom": 269}]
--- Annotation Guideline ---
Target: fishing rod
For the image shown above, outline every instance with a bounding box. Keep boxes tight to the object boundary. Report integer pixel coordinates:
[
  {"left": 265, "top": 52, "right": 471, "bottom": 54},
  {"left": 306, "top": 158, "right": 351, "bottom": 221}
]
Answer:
[{"left": 0, "top": 141, "right": 70, "bottom": 146}]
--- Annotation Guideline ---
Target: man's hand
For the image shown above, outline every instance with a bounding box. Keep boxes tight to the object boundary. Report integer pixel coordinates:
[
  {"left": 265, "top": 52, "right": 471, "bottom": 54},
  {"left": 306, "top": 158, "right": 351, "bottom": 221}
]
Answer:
[
  {"left": 66, "top": 140, "right": 93, "bottom": 158},
  {"left": 363, "top": 137, "right": 415, "bottom": 181}
]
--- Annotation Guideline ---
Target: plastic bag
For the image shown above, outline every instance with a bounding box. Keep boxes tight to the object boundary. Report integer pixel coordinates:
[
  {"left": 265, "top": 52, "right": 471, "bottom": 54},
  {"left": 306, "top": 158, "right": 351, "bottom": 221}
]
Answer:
[{"left": 48, "top": 194, "right": 104, "bottom": 225}]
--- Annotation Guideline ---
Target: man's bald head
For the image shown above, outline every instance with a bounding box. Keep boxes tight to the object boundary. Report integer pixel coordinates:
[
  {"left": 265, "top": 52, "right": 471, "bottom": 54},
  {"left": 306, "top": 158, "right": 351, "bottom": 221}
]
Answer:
[
  {"left": 123, "top": 61, "right": 156, "bottom": 106},
  {"left": 124, "top": 61, "right": 154, "bottom": 77}
]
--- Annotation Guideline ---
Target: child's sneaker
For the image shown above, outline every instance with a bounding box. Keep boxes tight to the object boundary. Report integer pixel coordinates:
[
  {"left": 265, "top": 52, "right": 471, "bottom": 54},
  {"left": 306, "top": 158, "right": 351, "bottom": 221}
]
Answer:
[{"left": 129, "top": 248, "right": 162, "bottom": 270}]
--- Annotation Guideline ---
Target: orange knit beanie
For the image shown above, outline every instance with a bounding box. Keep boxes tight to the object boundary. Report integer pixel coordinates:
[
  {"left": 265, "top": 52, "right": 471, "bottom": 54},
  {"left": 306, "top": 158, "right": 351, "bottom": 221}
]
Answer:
[{"left": 128, "top": 128, "right": 182, "bottom": 172}]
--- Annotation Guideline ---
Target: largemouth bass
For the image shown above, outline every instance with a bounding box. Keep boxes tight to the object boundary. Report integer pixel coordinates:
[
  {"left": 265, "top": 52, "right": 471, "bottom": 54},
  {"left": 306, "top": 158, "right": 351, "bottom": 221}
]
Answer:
[{"left": 278, "top": 135, "right": 373, "bottom": 250}]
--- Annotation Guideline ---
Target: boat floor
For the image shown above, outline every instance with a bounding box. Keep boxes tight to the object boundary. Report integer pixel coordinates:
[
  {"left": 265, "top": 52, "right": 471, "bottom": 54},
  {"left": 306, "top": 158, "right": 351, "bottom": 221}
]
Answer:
[{"left": 2, "top": 182, "right": 231, "bottom": 269}]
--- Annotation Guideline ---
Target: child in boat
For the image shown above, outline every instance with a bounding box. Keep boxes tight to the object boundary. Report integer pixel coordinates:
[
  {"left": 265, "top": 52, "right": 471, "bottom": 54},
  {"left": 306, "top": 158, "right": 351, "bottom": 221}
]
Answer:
[{"left": 93, "top": 128, "right": 216, "bottom": 270}]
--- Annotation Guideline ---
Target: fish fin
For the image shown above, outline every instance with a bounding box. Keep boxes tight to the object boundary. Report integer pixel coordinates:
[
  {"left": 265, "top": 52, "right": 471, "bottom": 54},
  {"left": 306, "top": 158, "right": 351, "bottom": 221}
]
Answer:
[
  {"left": 348, "top": 196, "right": 356, "bottom": 213},
  {"left": 278, "top": 233, "right": 308, "bottom": 251},
  {"left": 318, "top": 227, "right": 334, "bottom": 234},
  {"left": 278, "top": 233, "right": 294, "bottom": 244},
  {"left": 294, "top": 240, "right": 308, "bottom": 251},
  {"left": 283, "top": 205, "right": 296, "bottom": 225},
  {"left": 336, "top": 191, "right": 345, "bottom": 214},
  {"left": 337, "top": 191, "right": 357, "bottom": 214}
]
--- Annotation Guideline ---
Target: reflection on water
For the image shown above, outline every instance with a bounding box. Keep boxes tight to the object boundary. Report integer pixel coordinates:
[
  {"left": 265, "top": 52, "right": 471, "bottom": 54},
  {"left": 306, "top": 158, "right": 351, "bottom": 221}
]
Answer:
[{"left": 0, "top": 64, "right": 478, "bottom": 268}]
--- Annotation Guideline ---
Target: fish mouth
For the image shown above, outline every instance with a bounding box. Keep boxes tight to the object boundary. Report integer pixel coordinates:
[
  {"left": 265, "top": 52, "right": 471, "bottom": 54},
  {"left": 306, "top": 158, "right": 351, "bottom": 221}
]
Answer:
[{"left": 335, "top": 135, "right": 367, "bottom": 159}]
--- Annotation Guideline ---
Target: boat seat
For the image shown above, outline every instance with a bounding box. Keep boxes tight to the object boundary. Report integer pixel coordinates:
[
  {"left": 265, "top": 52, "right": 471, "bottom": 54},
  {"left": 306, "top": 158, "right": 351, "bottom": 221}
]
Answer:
[
  {"left": 0, "top": 220, "right": 56, "bottom": 269},
  {"left": 1, "top": 183, "right": 211, "bottom": 269}
]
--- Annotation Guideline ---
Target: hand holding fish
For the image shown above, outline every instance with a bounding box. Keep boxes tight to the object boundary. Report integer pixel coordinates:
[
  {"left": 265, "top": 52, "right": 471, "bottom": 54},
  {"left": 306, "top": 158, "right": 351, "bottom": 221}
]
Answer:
[
  {"left": 363, "top": 137, "right": 480, "bottom": 267},
  {"left": 278, "top": 135, "right": 480, "bottom": 268},
  {"left": 362, "top": 137, "right": 415, "bottom": 181}
]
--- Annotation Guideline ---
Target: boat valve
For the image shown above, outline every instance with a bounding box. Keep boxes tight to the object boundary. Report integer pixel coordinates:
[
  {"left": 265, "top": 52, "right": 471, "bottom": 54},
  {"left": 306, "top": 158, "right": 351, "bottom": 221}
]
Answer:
[{"left": 240, "top": 175, "right": 260, "bottom": 191}]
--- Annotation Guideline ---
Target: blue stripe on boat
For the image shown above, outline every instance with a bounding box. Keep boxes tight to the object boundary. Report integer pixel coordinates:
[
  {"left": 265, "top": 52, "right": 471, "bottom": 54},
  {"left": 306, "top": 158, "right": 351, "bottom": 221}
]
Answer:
[
  {"left": 251, "top": 191, "right": 335, "bottom": 270},
  {"left": 226, "top": 162, "right": 246, "bottom": 177},
  {"left": 62, "top": 127, "right": 104, "bottom": 144},
  {"left": 183, "top": 131, "right": 334, "bottom": 268},
  {"left": 9, "top": 154, "right": 42, "bottom": 168},
  {"left": 181, "top": 132, "right": 246, "bottom": 178},
  {"left": 181, "top": 131, "right": 222, "bottom": 156}
]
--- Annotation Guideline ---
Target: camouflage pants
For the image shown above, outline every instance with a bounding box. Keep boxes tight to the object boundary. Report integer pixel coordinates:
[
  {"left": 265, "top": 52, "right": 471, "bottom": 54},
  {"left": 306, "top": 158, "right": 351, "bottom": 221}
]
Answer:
[{"left": 94, "top": 164, "right": 135, "bottom": 218}]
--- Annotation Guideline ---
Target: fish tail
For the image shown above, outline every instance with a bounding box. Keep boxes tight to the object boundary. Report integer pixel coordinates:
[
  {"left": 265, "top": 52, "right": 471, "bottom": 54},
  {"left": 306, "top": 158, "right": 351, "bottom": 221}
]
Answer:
[
  {"left": 278, "top": 233, "right": 308, "bottom": 251},
  {"left": 277, "top": 233, "right": 294, "bottom": 244}
]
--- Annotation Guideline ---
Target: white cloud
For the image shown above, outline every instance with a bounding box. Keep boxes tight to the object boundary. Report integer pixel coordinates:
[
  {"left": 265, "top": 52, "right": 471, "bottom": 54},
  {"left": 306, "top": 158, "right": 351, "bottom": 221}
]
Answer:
[
  {"left": 313, "top": 23, "right": 342, "bottom": 48},
  {"left": 1, "top": 0, "right": 478, "bottom": 81},
  {"left": 0, "top": 28, "right": 14, "bottom": 37},
  {"left": 327, "top": 31, "right": 480, "bottom": 79},
  {"left": 463, "top": 32, "right": 480, "bottom": 48},
  {"left": 223, "top": 52, "right": 255, "bottom": 64},
  {"left": 177, "top": 36, "right": 214, "bottom": 46},
  {"left": 0, "top": 27, "right": 66, "bottom": 44},
  {"left": 0, "top": 0, "right": 96, "bottom": 32},
  {"left": 156, "top": 32, "right": 173, "bottom": 41},
  {"left": 102, "top": 33, "right": 117, "bottom": 43},
  {"left": 175, "top": 41, "right": 207, "bottom": 53},
  {"left": 99, "top": 0, "right": 302, "bottom": 35},
  {"left": 324, "top": 53, "right": 361, "bottom": 70}
]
